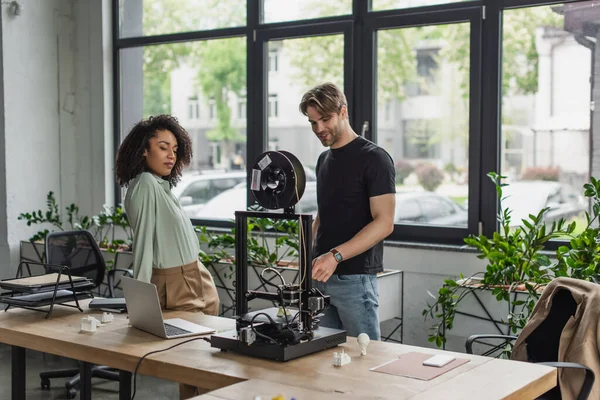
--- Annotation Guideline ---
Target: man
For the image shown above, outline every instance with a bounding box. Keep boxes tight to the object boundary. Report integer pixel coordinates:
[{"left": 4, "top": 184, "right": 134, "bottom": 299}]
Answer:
[{"left": 299, "top": 82, "right": 396, "bottom": 340}]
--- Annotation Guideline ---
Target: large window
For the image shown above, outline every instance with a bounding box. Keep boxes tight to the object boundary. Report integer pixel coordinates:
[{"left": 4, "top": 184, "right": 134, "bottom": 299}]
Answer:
[
  {"left": 266, "top": 35, "right": 345, "bottom": 171},
  {"left": 262, "top": 0, "right": 352, "bottom": 24},
  {"left": 500, "top": 2, "right": 595, "bottom": 235},
  {"left": 118, "top": 0, "right": 247, "bottom": 38},
  {"left": 376, "top": 22, "right": 471, "bottom": 228},
  {"left": 115, "top": 0, "right": 594, "bottom": 244}
]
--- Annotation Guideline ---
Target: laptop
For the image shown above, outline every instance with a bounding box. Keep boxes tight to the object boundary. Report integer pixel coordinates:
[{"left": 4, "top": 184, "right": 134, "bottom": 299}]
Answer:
[{"left": 121, "top": 276, "right": 215, "bottom": 339}]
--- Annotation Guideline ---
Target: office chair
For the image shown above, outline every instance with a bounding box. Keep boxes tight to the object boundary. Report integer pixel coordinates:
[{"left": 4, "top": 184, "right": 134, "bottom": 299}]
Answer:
[
  {"left": 466, "top": 283, "right": 595, "bottom": 400},
  {"left": 39, "top": 230, "right": 129, "bottom": 399}
]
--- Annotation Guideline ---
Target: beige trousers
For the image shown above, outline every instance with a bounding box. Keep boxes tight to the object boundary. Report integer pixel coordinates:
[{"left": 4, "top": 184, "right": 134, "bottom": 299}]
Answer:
[
  {"left": 150, "top": 259, "right": 219, "bottom": 315},
  {"left": 150, "top": 260, "right": 219, "bottom": 400}
]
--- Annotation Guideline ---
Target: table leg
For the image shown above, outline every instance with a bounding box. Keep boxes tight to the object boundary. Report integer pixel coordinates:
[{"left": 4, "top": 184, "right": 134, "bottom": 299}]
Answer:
[
  {"left": 119, "top": 370, "right": 132, "bottom": 400},
  {"left": 79, "top": 362, "right": 92, "bottom": 400},
  {"left": 12, "top": 346, "right": 25, "bottom": 400}
]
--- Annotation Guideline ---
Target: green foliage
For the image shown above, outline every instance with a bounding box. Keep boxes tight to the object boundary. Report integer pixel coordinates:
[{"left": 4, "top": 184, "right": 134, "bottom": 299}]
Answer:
[
  {"left": 140, "top": 0, "right": 246, "bottom": 164},
  {"left": 521, "top": 166, "right": 560, "bottom": 181},
  {"left": 501, "top": 7, "right": 562, "bottom": 96},
  {"left": 555, "top": 177, "right": 600, "bottom": 282},
  {"left": 197, "top": 37, "right": 246, "bottom": 146},
  {"left": 415, "top": 163, "right": 444, "bottom": 192},
  {"left": 93, "top": 205, "right": 133, "bottom": 252},
  {"left": 197, "top": 217, "right": 300, "bottom": 278},
  {"left": 423, "top": 172, "right": 576, "bottom": 347},
  {"left": 444, "top": 162, "right": 460, "bottom": 183},
  {"left": 394, "top": 159, "right": 414, "bottom": 185},
  {"left": 18, "top": 192, "right": 132, "bottom": 256},
  {"left": 18, "top": 192, "right": 94, "bottom": 241}
]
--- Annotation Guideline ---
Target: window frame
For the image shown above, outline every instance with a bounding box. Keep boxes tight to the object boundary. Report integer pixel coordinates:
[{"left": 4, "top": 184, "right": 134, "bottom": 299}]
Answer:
[{"left": 113, "top": 0, "right": 587, "bottom": 244}]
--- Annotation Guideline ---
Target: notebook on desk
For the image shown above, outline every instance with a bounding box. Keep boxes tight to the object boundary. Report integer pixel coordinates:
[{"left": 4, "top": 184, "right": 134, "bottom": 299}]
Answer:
[{"left": 121, "top": 276, "right": 215, "bottom": 339}]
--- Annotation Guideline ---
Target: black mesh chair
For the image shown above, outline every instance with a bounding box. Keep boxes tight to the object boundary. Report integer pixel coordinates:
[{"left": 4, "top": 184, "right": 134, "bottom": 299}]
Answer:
[
  {"left": 39, "top": 230, "right": 126, "bottom": 399},
  {"left": 466, "top": 289, "right": 595, "bottom": 400}
]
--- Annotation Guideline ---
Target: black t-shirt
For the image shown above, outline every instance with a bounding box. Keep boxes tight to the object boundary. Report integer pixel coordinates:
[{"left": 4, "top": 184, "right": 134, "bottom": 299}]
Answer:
[{"left": 314, "top": 136, "right": 396, "bottom": 275}]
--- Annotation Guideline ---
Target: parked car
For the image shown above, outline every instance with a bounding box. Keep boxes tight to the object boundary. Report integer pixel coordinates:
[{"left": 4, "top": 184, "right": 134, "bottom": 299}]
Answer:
[
  {"left": 501, "top": 181, "right": 586, "bottom": 226},
  {"left": 172, "top": 171, "right": 247, "bottom": 216},
  {"left": 394, "top": 191, "right": 468, "bottom": 226},
  {"left": 173, "top": 167, "right": 317, "bottom": 217},
  {"left": 190, "top": 181, "right": 318, "bottom": 221}
]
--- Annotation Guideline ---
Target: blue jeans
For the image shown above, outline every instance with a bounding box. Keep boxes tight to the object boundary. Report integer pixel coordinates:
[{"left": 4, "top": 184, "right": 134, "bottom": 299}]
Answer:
[{"left": 313, "top": 274, "right": 380, "bottom": 340}]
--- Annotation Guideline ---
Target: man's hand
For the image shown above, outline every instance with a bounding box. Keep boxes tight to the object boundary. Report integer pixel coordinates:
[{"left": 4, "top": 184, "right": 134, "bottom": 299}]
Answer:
[{"left": 312, "top": 252, "right": 338, "bottom": 282}]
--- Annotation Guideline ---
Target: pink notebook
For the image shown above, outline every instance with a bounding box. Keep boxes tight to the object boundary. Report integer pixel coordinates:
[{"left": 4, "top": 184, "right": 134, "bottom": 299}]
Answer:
[{"left": 370, "top": 352, "right": 470, "bottom": 380}]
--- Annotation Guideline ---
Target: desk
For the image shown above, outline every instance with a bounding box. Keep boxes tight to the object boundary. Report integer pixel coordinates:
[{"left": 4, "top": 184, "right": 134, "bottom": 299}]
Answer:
[
  {"left": 0, "top": 300, "right": 556, "bottom": 400},
  {"left": 192, "top": 356, "right": 557, "bottom": 400}
]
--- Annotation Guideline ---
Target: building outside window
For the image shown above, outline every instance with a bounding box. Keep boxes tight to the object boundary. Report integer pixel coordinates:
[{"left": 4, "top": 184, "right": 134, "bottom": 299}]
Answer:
[
  {"left": 268, "top": 49, "right": 278, "bottom": 72},
  {"left": 188, "top": 97, "right": 200, "bottom": 120},
  {"left": 268, "top": 94, "right": 278, "bottom": 118}
]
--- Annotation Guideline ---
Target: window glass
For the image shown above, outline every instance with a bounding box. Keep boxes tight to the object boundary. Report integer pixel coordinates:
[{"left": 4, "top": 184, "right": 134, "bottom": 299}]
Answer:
[
  {"left": 376, "top": 23, "right": 470, "bottom": 227},
  {"left": 120, "top": 37, "right": 248, "bottom": 218},
  {"left": 266, "top": 35, "right": 345, "bottom": 171},
  {"left": 500, "top": 2, "right": 593, "bottom": 231},
  {"left": 119, "top": 0, "right": 246, "bottom": 38},
  {"left": 395, "top": 199, "right": 422, "bottom": 222},
  {"left": 262, "top": 0, "right": 351, "bottom": 24}
]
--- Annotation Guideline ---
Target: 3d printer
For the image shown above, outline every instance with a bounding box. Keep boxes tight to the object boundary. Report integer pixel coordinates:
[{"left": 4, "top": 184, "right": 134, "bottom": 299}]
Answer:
[{"left": 210, "top": 150, "right": 347, "bottom": 361}]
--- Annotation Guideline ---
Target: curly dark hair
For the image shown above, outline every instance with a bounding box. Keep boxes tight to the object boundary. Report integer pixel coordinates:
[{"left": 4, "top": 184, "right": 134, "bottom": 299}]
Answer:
[{"left": 115, "top": 115, "right": 193, "bottom": 187}]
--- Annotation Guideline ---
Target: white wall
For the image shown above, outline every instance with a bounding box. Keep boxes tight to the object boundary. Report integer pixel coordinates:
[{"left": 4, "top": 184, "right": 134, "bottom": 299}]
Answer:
[
  {"left": 0, "top": 0, "right": 112, "bottom": 279},
  {"left": 383, "top": 245, "right": 486, "bottom": 351}
]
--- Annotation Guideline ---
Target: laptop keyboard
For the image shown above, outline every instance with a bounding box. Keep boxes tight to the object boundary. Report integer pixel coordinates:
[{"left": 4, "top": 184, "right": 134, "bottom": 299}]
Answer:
[{"left": 164, "top": 323, "right": 192, "bottom": 336}]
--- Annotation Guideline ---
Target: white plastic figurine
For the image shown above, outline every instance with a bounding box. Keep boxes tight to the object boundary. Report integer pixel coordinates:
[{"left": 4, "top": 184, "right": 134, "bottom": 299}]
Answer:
[
  {"left": 357, "top": 333, "right": 370, "bottom": 356},
  {"left": 101, "top": 312, "right": 114, "bottom": 323},
  {"left": 332, "top": 348, "right": 352, "bottom": 367},
  {"left": 80, "top": 316, "right": 100, "bottom": 333}
]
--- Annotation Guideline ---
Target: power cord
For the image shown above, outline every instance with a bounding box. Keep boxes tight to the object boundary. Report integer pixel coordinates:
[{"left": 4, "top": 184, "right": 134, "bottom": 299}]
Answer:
[
  {"left": 131, "top": 336, "right": 211, "bottom": 400},
  {"left": 249, "top": 312, "right": 279, "bottom": 344}
]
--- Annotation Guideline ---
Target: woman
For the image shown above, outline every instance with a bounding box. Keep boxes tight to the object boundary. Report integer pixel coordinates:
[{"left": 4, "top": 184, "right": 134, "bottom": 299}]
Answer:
[{"left": 115, "top": 114, "right": 219, "bottom": 316}]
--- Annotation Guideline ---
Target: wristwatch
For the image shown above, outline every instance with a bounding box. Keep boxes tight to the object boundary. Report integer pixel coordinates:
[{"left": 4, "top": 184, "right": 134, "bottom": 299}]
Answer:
[{"left": 330, "top": 248, "right": 343, "bottom": 263}]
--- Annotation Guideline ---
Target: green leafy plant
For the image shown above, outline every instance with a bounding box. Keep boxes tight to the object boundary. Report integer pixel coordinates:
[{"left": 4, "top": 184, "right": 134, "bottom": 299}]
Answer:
[
  {"left": 394, "top": 159, "right": 414, "bottom": 185},
  {"left": 93, "top": 205, "right": 133, "bottom": 251},
  {"left": 554, "top": 177, "right": 600, "bottom": 281},
  {"left": 197, "top": 217, "right": 300, "bottom": 279},
  {"left": 422, "top": 172, "right": 575, "bottom": 348},
  {"left": 415, "top": 163, "right": 444, "bottom": 192},
  {"left": 18, "top": 192, "right": 93, "bottom": 242},
  {"left": 18, "top": 192, "right": 132, "bottom": 257},
  {"left": 521, "top": 166, "right": 560, "bottom": 181}
]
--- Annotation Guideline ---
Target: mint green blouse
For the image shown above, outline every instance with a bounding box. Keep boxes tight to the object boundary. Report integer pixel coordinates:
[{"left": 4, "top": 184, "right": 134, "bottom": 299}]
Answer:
[{"left": 124, "top": 172, "right": 200, "bottom": 283}]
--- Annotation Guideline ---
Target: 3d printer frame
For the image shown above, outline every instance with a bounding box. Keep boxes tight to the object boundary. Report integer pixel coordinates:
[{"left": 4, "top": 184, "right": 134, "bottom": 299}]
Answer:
[
  {"left": 210, "top": 209, "right": 347, "bottom": 361},
  {"left": 235, "top": 209, "right": 314, "bottom": 331}
]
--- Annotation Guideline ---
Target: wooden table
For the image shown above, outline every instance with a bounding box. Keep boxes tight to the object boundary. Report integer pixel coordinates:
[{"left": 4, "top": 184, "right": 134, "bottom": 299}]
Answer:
[{"left": 0, "top": 300, "right": 556, "bottom": 400}]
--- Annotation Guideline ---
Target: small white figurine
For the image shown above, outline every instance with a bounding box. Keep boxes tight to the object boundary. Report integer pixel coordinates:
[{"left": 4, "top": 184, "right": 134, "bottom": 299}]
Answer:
[
  {"left": 332, "top": 349, "right": 352, "bottom": 367},
  {"left": 357, "top": 333, "right": 370, "bottom": 356},
  {"left": 80, "top": 316, "right": 100, "bottom": 333},
  {"left": 101, "top": 312, "right": 114, "bottom": 323}
]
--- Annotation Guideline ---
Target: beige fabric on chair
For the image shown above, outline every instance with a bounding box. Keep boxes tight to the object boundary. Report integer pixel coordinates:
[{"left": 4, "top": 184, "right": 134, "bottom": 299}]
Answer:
[{"left": 511, "top": 277, "right": 600, "bottom": 400}]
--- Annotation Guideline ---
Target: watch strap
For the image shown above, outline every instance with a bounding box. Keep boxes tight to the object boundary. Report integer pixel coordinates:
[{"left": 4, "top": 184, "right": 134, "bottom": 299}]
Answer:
[{"left": 330, "top": 248, "right": 343, "bottom": 263}]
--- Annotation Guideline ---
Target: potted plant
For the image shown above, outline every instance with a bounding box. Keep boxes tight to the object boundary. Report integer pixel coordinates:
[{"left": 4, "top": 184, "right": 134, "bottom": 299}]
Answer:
[
  {"left": 422, "top": 172, "right": 575, "bottom": 349},
  {"left": 197, "top": 216, "right": 300, "bottom": 316},
  {"left": 18, "top": 191, "right": 133, "bottom": 271},
  {"left": 554, "top": 177, "right": 600, "bottom": 281}
]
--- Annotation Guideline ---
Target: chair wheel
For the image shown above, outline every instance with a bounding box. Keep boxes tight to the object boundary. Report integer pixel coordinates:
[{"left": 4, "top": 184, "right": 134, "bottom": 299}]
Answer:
[
  {"left": 66, "top": 388, "right": 77, "bottom": 399},
  {"left": 40, "top": 378, "right": 50, "bottom": 389}
]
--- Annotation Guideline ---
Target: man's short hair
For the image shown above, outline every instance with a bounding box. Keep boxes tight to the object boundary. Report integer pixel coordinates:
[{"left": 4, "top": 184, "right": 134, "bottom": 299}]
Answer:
[{"left": 299, "top": 82, "right": 347, "bottom": 116}]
